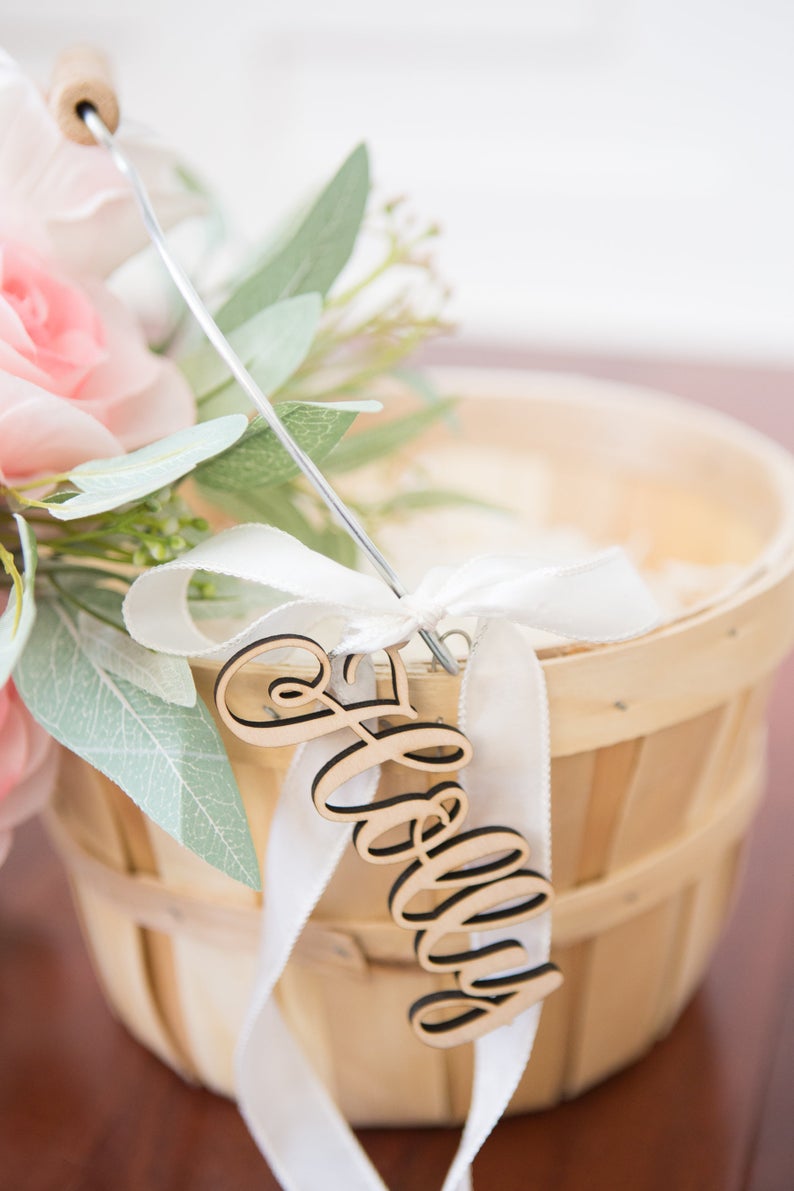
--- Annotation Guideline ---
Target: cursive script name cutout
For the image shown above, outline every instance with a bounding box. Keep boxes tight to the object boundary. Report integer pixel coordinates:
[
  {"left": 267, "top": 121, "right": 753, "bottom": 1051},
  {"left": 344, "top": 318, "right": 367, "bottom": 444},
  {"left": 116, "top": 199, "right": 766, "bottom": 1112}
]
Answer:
[{"left": 215, "top": 634, "right": 563, "bottom": 1048}]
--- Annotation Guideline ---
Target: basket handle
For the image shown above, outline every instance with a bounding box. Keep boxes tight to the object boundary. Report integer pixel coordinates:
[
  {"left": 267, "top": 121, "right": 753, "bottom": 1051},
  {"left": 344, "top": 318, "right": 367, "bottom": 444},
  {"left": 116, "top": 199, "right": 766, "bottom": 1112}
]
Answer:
[{"left": 49, "top": 45, "right": 120, "bottom": 145}]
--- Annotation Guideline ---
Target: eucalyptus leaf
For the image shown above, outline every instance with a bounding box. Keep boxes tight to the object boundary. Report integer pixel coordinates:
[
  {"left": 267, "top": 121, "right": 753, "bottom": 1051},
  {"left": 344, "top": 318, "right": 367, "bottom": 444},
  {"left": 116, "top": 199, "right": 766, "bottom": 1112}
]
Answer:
[
  {"left": 49, "top": 569, "right": 127, "bottom": 631},
  {"left": 198, "top": 482, "right": 329, "bottom": 548},
  {"left": 46, "top": 415, "right": 248, "bottom": 521},
  {"left": 195, "top": 385, "right": 252, "bottom": 423},
  {"left": 182, "top": 294, "right": 322, "bottom": 420},
  {"left": 390, "top": 368, "right": 459, "bottom": 428},
  {"left": 77, "top": 614, "right": 197, "bottom": 708},
  {"left": 0, "top": 515, "right": 37, "bottom": 686},
  {"left": 15, "top": 600, "right": 259, "bottom": 888},
  {"left": 195, "top": 400, "right": 380, "bottom": 492},
  {"left": 193, "top": 484, "right": 359, "bottom": 567},
  {"left": 314, "top": 525, "right": 359, "bottom": 569},
  {"left": 390, "top": 367, "right": 444, "bottom": 406},
  {"left": 324, "top": 398, "right": 456, "bottom": 474},
  {"left": 366, "top": 488, "right": 506, "bottom": 517},
  {"left": 215, "top": 144, "right": 370, "bottom": 332}
]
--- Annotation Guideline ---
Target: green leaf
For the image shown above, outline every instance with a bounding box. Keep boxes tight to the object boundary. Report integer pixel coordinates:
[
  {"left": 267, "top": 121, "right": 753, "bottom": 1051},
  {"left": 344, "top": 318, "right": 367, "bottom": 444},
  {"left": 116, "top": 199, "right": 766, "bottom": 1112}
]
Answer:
[
  {"left": 390, "top": 367, "right": 443, "bottom": 406},
  {"left": 365, "top": 488, "right": 506, "bottom": 518},
  {"left": 194, "top": 400, "right": 380, "bottom": 492},
  {"left": 0, "top": 515, "right": 37, "bottom": 686},
  {"left": 182, "top": 294, "right": 322, "bottom": 422},
  {"left": 77, "top": 614, "right": 197, "bottom": 708},
  {"left": 324, "top": 398, "right": 457, "bottom": 474},
  {"left": 390, "top": 368, "right": 460, "bottom": 428},
  {"left": 198, "top": 482, "right": 329, "bottom": 547},
  {"left": 46, "top": 415, "right": 248, "bottom": 521},
  {"left": 215, "top": 144, "right": 370, "bottom": 332},
  {"left": 192, "top": 483, "right": 360, "bottom": 566},
  {"left": 48, "top": 568, "right": 127, "bottom": 631},
  {"left": 15, "top": 600, "right": 260, "bottom": 889},
  {"left": 314, "top": 525, "right": 359, "bottom": 568}
]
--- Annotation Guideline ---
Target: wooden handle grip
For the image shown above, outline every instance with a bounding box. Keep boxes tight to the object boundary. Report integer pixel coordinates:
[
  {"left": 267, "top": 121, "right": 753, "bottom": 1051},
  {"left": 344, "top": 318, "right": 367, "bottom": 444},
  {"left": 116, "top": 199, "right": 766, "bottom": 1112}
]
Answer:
[{"left": 49, "top": 46, "right": 120, "bottom": 145}]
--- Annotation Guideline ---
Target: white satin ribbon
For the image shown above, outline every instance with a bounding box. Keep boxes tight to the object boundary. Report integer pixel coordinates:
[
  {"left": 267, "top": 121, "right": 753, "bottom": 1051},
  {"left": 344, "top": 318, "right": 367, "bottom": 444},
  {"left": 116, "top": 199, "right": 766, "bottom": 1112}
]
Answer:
[{"left": 123, "top": 524, "right": 660, "bottom": 1191}]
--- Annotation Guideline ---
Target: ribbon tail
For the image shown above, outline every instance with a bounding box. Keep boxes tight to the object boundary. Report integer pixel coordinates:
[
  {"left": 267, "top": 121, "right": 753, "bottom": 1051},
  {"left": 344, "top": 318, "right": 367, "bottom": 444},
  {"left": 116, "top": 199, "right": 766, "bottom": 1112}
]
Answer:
[
  {"left": 441, "top": 619, "right": 553, "bottom": 1191},
  {"left": 235, "top": 659, "right": 387, "bottom": 1191},
  {"left": 453, "top": 1169, "right": 473, "bottom": 1191},
  {"left": 239, "top": 997, "right": 387, "bottom": 1191}
]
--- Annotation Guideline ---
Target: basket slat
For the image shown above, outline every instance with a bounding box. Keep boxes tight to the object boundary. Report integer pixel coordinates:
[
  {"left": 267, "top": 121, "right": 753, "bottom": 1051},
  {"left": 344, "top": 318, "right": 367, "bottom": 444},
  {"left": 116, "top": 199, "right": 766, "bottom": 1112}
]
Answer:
[
  {"left": 661, "top": 842, "right": 745, "bottom": 1034},
  {"left": 607, "top": 706, "right": 727, "bottom": 868},
  {"left": 57, "top": 755, "right": 191, "bottom": 1075},
  {"left": 548, "top": 752, "right": 595, "bottom": 891},
  {"left": 566, "top": 899, "right": 683, "bottom": 1094},
  {"left": 576, "top": 738, "right": 641, "bottom": 882}
]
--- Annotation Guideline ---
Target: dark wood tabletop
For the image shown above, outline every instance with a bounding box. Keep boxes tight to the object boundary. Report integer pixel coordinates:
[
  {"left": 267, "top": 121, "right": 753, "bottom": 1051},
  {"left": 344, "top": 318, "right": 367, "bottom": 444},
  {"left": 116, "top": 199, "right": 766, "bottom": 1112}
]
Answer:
[{"left": 2, "top": 350, "right": 793, "bottom": 1191}]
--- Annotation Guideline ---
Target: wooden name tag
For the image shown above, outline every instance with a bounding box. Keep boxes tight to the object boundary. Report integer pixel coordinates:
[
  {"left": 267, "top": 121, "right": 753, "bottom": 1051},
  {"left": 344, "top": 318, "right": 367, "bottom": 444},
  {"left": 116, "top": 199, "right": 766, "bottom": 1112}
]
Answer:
[{"left": 215, "top": 634, "right": 563, "bottom": 1048}]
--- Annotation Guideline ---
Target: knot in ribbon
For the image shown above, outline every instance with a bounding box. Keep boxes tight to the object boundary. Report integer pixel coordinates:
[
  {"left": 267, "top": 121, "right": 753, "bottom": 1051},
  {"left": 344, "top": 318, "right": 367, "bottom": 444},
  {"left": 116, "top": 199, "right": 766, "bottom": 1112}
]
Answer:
[
  {"left": 396, "top": 589, "right": 447, "bottom": 637},
  {"left": 124, "top": 522, "right": 660, "bottom": 665},
  {"left": 123, "top": 523, "right": 661, "bottom": 1191}
]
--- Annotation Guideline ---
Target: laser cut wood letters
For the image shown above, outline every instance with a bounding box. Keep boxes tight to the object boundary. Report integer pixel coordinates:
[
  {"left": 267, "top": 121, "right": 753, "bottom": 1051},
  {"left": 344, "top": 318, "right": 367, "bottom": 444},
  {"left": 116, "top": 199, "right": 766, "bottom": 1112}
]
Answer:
[{"left": 215, "top": 634, "right": 563, "bottom": 1048}]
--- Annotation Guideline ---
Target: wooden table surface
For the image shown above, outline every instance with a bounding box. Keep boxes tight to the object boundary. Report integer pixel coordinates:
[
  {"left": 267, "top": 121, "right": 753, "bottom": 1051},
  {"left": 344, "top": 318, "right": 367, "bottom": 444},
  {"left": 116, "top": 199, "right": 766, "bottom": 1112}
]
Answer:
[{"left": 2, "top": 351, "right": 794, "bottom": 1191}]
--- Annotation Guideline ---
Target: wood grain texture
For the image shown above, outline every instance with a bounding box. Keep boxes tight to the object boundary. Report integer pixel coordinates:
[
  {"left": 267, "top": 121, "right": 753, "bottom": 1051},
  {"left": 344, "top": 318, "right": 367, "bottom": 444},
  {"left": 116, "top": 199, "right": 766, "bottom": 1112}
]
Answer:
[
  {"left": 48, "top": 46, "right": 120, "bottom": 144},
  {"left": 2, "top": 353, "right": 794, "bottom": 1189}
]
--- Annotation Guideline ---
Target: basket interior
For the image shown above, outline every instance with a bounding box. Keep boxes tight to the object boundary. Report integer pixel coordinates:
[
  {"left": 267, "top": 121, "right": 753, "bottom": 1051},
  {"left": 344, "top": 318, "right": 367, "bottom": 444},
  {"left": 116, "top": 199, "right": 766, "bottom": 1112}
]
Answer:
[{"left": 364, "top": 379, "right": 794, "bottom": 591}]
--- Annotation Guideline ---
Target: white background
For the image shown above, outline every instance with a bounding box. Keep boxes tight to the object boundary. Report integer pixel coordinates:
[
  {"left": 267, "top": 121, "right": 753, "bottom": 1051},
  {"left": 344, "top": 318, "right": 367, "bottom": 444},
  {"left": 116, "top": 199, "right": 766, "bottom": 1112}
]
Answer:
[{"left": 5, "top": 0, "right": 794, "bottom": 362}]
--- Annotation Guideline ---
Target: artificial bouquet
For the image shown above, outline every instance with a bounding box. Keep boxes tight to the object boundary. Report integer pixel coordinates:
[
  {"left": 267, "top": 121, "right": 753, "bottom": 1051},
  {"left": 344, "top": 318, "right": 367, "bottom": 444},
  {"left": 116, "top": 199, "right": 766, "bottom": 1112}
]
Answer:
[{"left": 0, "top": 50, "right": 452, "bottom": 881}]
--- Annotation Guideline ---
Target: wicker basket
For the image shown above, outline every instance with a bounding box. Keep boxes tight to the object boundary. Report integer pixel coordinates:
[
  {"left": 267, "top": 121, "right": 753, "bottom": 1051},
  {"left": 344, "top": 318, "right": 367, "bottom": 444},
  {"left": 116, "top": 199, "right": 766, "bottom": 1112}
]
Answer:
[{"left": 47, "top": 372, "right": 794, "bottom": 1127}]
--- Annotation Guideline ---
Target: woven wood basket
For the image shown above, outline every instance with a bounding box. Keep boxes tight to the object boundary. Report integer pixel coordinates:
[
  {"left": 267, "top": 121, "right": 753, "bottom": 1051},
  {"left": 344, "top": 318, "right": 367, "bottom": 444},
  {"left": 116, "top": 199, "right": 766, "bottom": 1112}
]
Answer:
[{"left": 47, "top": 372, "right": 794, "bottom": 1127}]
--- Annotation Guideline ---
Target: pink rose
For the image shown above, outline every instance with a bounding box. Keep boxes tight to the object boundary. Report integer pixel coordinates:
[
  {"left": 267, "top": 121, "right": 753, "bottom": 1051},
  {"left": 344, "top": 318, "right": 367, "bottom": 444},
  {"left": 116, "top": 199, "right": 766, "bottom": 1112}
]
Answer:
[
  {"left": 0, "top": 49, "right": 203, "bottom": 277},
  {"left": 0, "top": 679, "right": 56, "bottom": 866},
  {"left": 0, "top": 242, "right": 194, "bottom": 484}
]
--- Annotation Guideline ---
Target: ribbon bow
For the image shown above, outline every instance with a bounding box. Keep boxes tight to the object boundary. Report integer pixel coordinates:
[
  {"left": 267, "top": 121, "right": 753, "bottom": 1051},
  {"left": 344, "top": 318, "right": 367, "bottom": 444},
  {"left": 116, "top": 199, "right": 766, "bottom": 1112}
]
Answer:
[{"left": 124, "top": 523, "right": 660, "bottom": 1191}]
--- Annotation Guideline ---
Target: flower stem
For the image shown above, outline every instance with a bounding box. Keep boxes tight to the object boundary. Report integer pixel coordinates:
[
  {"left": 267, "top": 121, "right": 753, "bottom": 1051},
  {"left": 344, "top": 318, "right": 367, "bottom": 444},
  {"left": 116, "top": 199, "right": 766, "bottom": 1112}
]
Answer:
[{"left": 0, "top": 541, "right": 24, "bottom": 632}]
